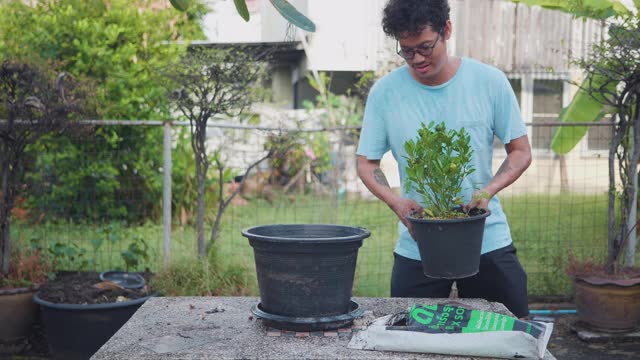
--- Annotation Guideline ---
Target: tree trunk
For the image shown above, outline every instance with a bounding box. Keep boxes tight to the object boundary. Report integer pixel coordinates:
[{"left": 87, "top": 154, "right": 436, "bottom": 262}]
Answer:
[
  {"left": 195, "top": 162, "right": 206, "bottom": 257},
  {"left": 0, "top": 157, "right": 13, "bottom": 275},
  {"left": 192, "top": 120, "right": 209, "bottom": 257},
  {"left": 625, "top": 100, "right": 640, "bottom": 267},
  {"left": 559, "top": 155, "right": 569, "bottom": 192},
  {"left": 607, "top": 118, "right": 620, "bottom": 272}
]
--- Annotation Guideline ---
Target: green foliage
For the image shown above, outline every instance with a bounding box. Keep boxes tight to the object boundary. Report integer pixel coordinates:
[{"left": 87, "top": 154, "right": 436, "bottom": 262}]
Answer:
[
  {"left": 511, "top": 0, "right": 632, "bottom": 19},
  {"left": 171, "top": 127, "right": 199, "bottom": 222},
  {"left": 550, "top": 74, "right": 614, "bottom": 154},
  {"left": 47, "top": 241, "right": 90, "bottom": 271},
  {"left": 404, "top": 122, "right": 475, "bottom": 218},
  {"left": 150, "top": 247, "right": 249, "bottom": 296},
  {"left": 0, "top": 0, "right": 206, "bottom": 222},
  {"left": 170, "top": 0, "right": 192, "bottom": 12},
  {"left": 300, "top": 72, "right": 366, "bottom": 187},
  {"left": 264, "top": 132, "right": 331, "bottom": 185},
  {"left": 24, "top": 125, "right": 172, "bottom": 221},
  {"left": 304, "top": 71, "right": 365, "bottom": 148},
  {"left": 120, "top": 234, "right": 150, "bottom": 271}
]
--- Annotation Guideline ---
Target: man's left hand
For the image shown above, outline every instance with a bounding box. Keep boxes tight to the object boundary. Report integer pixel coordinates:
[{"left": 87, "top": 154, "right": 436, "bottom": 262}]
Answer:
[{"left": 463, "top": 190, "right": 491, "bottom": 213}]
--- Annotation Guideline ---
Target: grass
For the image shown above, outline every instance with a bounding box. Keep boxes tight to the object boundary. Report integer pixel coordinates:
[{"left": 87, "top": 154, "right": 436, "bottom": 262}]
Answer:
[{"left": 11, "top": 192, "right": 613, "bottom": 297}]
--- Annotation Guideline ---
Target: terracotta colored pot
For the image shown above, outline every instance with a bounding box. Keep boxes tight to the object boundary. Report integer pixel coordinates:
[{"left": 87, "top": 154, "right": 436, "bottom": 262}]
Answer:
[
  {"left": 0, "top": 286, "right": 39, "bottom": 340},
  {"left": 574, "top": 276, "right": 640, "bottom": 332}
]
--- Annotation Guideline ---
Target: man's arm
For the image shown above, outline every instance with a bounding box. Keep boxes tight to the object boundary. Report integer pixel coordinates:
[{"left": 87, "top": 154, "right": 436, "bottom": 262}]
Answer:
[
  {"left": 465, "top": 135, "right": 532, "bottom": 210},
  {"left": 357, "top": 155, "right": 422, "bottom": 232}
]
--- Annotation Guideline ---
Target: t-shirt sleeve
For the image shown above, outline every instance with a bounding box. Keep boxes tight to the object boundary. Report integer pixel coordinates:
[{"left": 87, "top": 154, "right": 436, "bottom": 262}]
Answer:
[
  {"left": 493, "top": 74, "right": 527, "bottom": 145},
  {"left": 356, "top": 89, "right": 389, "bottom": 160}
]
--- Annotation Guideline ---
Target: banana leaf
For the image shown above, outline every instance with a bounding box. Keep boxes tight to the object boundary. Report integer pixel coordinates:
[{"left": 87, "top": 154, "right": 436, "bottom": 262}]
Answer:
[
  {"left": 169, "top": 0, "right": 190, "bottom": 12},
  {"left": 234, "top": 0, "right": 250, "bottom": 22},
  {"left": 269, "top": 0, "right": 316, "bottom": 32},
  {"left": 550, "top": 75, "right": 617, "bottom": 154},
  {"left": 510, "top": 0, "right": 631, "bottom": 19}
]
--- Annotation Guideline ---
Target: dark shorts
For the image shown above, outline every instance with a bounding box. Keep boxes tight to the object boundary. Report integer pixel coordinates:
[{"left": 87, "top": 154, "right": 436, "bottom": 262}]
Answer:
[{"left": 390, "top": 244, "right": 529, "bottom": 318}]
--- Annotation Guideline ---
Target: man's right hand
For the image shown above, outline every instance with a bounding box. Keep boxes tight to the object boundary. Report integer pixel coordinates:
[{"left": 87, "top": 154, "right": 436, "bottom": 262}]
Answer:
[
  {"left": 389, "top": 196, "right": 423, "bottom": 241},
  {"left": 355, "top": 156, "right": 422, "bottom": 240}
]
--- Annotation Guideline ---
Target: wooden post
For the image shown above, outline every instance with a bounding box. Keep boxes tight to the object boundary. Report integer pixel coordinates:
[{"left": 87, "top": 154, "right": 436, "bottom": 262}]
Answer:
[{"left": 163, "top": 121, "right": 172, "bottom": 267}]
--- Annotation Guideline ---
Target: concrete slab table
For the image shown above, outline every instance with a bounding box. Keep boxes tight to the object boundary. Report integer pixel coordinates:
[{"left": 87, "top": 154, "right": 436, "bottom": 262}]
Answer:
[{"left": 91, "top": 297, "right": 556, "bottom": 360}]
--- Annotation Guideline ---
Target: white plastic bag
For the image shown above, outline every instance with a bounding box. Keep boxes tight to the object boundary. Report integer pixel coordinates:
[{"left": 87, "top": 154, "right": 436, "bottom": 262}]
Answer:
[{"left": 348, "top": 304, "right": 554, "bottom": 360}]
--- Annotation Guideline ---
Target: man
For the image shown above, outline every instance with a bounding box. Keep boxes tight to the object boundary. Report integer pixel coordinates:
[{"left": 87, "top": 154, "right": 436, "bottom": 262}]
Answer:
[{"left": 356, "top": 0, "right": 532, "bottom": 318}]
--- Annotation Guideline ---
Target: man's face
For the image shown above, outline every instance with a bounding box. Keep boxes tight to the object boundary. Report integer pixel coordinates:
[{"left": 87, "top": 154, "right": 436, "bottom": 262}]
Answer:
[{"left": 398, "top": 22, "right": 451, "bottom": 85}]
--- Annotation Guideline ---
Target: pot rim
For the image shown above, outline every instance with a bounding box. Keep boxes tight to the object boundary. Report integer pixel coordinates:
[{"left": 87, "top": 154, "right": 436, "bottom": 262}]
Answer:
[
  {"left": 0, "top": 285, "right": 40, "bottom": 296},
  {"left": 574, "top": 275, "right": 640, "bottom": 287},
  {"left": 407, "top": 209, "right": 491, "bottom": 224},
  {"left": 241, "top": 224, "right": 371, "bottom": 243},
  {"left": 33, "top": 292, "right": 155, "bottom": 310}
]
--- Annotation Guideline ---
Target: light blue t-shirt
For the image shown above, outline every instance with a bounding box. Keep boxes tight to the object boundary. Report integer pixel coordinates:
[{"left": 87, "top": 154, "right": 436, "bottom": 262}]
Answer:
[{"left": 356, "top": 57, "right": 527, "bottom": 260}]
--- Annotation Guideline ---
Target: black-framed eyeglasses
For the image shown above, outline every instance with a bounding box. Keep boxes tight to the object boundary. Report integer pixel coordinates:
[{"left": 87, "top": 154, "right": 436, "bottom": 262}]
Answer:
[{"left": 396, "top": 32, "right": 441, "bottom": 60}]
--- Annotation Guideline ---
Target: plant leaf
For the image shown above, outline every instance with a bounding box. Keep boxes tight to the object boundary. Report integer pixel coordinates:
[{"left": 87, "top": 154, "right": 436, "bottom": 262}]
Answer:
[
  {"left": 234, "top": 0, "right": 250, "bottom": 22},
  {"left": 550, "top": 75, "right": 616, "bottom": 154},
  {"left": 511, "top": 0, "right": 630, "bottom": 19},
  {"left": 169, "top": 0, "right": 190, "bottom": 12},
  {"left": 269, "top": 0, "right": 316, "bottom": 32}
]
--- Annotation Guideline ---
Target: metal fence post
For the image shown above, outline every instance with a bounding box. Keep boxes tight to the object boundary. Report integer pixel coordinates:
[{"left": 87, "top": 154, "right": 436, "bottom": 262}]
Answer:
[{"left": 163, "top": 121, "right": 172, "bottom": 266}]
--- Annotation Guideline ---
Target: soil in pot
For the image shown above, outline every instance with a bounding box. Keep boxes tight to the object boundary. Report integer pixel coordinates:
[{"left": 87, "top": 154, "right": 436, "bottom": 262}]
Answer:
[
  {"left": 35, "top": 271, "right": 154, "bottom": 360},
  {"left": 408, "top": 207, "right": 490, "bottom": 279},
  {"left": 38, "top": 271, "right": 152, "bottom": 304}
]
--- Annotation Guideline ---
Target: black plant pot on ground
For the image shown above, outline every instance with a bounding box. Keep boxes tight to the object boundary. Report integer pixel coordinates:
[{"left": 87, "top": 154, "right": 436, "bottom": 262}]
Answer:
[
  {"left": 33, "top": 293, "right": 152, "bottom": 360},
  {"left": 408, "top": 208, "right": 490, "bottom": 279},
  {"left": 242, "top": 224, "right": 370, "bottom": 331}
]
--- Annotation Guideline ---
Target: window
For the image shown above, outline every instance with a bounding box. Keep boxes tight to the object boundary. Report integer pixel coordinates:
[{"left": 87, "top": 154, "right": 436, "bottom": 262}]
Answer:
[
  {"left": 532, "top": 79, "right": 563, "bottom": 150},
  {"left": 586, "top": 116, "right": 613, "bottom": 151}
]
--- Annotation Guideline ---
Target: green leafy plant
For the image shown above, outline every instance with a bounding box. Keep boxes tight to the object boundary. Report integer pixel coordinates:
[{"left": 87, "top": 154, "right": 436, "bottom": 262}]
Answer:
[
  {"left": 0, "top": 0, "right": 206, "bottom": 223},
  {"left": 120, "top": 235, "right": 150, "bottom": 272},
  {"left": 404, "top": 122, "right": 475, "bottom": 219},
  {"left": 47, "top": 241, "right": 90, "bottom": 271}
]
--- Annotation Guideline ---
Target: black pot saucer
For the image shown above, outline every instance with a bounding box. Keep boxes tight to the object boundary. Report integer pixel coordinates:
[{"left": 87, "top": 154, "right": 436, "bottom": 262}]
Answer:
[{"left": 251, "top": 300, "right": 364, "bottom": 332}]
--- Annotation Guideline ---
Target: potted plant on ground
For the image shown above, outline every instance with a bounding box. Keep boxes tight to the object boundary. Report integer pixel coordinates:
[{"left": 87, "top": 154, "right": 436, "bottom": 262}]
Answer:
[
  {"left": 403, "top": 121, "right": 490, "bottom": 279},
  {"left": 563, "top": 15, "right": 640, "bottom": 332},
  {"left": 0, "top": 246, "right": 51, "bottom": 349}
]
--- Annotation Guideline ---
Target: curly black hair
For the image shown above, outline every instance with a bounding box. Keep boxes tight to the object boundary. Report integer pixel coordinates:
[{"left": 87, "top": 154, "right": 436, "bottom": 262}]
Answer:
[{"left": 382, "top": 0, "right": 450, "bottom": 38}]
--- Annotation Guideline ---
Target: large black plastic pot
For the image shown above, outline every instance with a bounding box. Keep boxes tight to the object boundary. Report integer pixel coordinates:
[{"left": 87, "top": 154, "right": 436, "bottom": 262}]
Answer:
[
  {"left": 407, "top": 209, "right": 490, "bottom": 279},
  {"left": 33, "top": 293, "right": 152, "bottom": 360},
  {"left": 242, "top": 224, "right": 370, "bottom": 320}
]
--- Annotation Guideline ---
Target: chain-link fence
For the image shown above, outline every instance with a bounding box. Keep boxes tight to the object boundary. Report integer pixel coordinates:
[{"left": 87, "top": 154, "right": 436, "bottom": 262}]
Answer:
[{"left": 11, "top": 120, "right": 615, "bottom": 298}]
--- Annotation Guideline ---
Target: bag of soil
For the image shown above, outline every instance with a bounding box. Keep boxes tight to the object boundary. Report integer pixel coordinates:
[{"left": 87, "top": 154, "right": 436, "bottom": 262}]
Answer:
[{"left": 348, "top": 303, "right": 554, "bottom": 359}]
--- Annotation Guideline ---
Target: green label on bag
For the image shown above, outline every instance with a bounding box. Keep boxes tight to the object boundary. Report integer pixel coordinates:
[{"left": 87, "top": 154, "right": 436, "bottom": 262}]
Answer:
[{"left": 406, "top": 304, "right": 542, "bottom": 338}]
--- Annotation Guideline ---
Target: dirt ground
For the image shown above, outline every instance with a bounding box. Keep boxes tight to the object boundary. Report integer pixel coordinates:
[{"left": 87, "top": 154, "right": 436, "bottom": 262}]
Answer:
[
  {"left": 3, "top": 312, "right": 640, "bottom": 359},
  {"left": 545, "top": 314, "right": 640, "bottom": 360}
]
